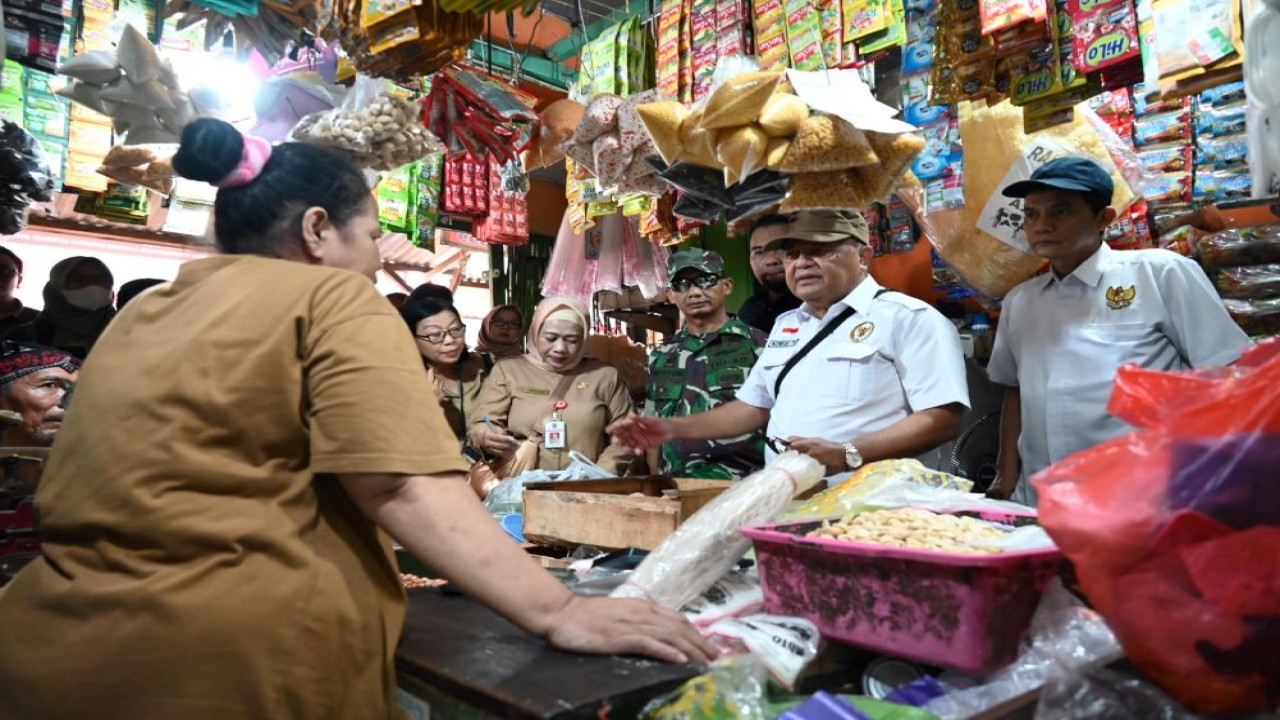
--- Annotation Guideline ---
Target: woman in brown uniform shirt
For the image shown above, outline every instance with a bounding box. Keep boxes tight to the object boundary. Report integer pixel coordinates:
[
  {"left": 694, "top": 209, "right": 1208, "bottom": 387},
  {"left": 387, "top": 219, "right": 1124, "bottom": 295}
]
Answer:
[
  {"left": 469, "top": 298, "right": 636, "bottom": 474},
  {"left": 401, "top": 295, "right": 487, "bottom": 442},
  {"left": 0, "top": 119, "right": 711, "bottom": 720}
]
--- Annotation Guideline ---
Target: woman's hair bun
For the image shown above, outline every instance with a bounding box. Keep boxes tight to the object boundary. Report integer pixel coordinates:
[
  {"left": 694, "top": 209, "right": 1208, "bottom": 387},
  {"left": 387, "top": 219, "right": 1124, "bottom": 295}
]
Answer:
[{"left": 172, "top": 118, "right": 244, "bottom": 184}]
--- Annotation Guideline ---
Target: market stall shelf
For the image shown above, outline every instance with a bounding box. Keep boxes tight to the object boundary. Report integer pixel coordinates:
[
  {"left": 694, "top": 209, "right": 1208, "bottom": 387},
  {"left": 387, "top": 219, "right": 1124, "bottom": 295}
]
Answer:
[{"left": 395, "top": 588, "right": 699, "bottom": 719}]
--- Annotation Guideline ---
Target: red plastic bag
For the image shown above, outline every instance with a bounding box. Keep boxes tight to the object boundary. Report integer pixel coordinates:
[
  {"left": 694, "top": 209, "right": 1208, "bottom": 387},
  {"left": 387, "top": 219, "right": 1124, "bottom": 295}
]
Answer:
[{"left": 1034, "top": 339, "right": 1280, "bottom": 715}]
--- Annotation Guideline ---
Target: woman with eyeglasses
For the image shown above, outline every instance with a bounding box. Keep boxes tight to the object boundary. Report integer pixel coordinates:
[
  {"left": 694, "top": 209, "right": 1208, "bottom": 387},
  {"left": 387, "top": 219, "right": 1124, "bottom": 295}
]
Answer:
[
  {"left": 401, "top": 296, "right": 487, "bottom": 442},
  {"left": 0, "top": 118, "right": 712, "bottom": 720},
  {"left": 468, "top": 297, "right": 637, "bottom": 475},
  {"left": 475, "top": 304, "right": 525, "bottom": 361}
]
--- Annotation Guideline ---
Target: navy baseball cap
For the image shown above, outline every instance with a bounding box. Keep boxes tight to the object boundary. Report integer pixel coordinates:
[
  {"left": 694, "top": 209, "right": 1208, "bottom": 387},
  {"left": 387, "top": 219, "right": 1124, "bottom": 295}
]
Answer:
[{"left": 1002, "top": 157, "right": 1114, "bottom": 204}]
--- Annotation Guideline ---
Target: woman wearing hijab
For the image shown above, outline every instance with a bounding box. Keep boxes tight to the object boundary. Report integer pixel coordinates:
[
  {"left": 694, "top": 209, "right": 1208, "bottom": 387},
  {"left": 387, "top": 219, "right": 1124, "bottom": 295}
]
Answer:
[
  {"left": 32, "top": 256, "right": 116, "bottom": 357},
  {"left": 475, "top": 304, "right": 524, "bottom": 361},
  {"left": 401, "top": 296, "right": 487, "bottom": 442},
  {"left": 469, "top": 298, "right": 636, "bottom": 474}
]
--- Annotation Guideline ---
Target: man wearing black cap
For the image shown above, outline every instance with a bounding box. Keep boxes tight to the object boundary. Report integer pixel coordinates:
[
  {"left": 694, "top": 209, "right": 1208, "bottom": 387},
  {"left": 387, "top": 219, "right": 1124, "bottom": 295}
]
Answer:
[
  {"left": 612, "top": 209, "right": 970, "bottom": 478},
  {"left": 986, "top": 157, "right": 1253, "bottom": 504}
]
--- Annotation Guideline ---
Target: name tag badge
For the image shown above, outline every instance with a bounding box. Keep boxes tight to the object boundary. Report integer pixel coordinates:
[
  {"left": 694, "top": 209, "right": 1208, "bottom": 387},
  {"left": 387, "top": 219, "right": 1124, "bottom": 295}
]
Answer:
[
  {"left": 544, "top": 420, "right": 567, "bottom": 449},
  {"left": 524, "top": 387, "right": 551, "bottom": 396}
]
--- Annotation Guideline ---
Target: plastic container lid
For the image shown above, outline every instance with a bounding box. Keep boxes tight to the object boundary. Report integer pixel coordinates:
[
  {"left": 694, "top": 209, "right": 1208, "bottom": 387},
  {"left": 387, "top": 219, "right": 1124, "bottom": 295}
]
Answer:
[{"left": 862, "top": 657, "right": 927, "bottom": 699}]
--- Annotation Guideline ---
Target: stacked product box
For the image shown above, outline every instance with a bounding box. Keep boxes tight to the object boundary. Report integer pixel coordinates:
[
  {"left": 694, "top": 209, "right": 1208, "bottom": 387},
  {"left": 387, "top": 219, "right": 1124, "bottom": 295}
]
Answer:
[{"left": 23, "top": 69, "right": 70, "bottom": 189}]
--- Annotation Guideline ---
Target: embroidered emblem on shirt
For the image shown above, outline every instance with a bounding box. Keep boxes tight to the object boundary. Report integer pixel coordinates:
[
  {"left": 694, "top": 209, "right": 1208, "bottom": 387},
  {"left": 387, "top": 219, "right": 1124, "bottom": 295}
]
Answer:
[
  {"left": 1105, "top": 285, "right": 1137, "bottom": 310},
  {"left": 781, "top": 327, "right": 800, "bottom": 334},
  {"left": 850, "top": 321, "right": 876, "bottom": 342}
]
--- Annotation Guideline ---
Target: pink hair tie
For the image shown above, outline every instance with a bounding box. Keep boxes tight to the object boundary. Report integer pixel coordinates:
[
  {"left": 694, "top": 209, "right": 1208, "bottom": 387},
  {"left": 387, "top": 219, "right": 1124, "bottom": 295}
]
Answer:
[{"left": 213, "top": 135, "right": 273, "bottom": 189}]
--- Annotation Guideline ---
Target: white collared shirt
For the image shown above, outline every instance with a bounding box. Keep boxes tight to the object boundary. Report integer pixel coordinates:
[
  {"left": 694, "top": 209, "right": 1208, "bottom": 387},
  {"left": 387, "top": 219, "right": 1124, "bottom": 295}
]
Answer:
[
  {"left": 988, "top": 244, "right": 1253, "bottom": 503},
  {"left": 737, "top": 277, "right": 971, "bottom": 464}
]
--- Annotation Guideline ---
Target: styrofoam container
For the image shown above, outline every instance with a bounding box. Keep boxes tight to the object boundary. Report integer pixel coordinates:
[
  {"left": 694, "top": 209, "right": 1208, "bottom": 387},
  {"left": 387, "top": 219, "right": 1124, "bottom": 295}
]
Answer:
[{"left": 741, "top": 510, "right": 1065, "bottom": 676}]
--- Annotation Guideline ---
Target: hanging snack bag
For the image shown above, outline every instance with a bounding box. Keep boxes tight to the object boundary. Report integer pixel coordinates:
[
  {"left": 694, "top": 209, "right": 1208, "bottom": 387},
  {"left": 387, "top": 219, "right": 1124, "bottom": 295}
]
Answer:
[
  {"left": 776, "top": 114, "right": 879, "bottom": 173},
  {"left": 847, "top": 0, "right": 891, "bottom": 38},
  {"left": 1133, "top": 109, "right": 1192, "bottom": 147},
  {"left": 1137, "top": 144, "right": 1194, "bottom": 174},
  {"left": 678, "top": 109, "right": 722, "bottom": 168},
  {"left": 757, "top": 92, "right": 811, "bottom": 137},
  {"left": 1070, "top": 0, "right": 1141, "bottom": 74},
  {"left": 980, "top": 0, "right": 1036, "bottom": 35},
  {"left": 784, "top": 0, "right": 827, "bottom": 71},
  {"left": 656, "top": 0, "right": 683, "bottom": 98},
  {"left": 700, "top": 70, "right": 784, "bottom": 129},
  {"left": 754, "top": 0, "right": 791, "bottom": 69},
  {"left": 637, "top": 100, "right": 690, "bottom": 165},
  {"left": 716, "top": 124, "right": 770, "bottom": 185}
]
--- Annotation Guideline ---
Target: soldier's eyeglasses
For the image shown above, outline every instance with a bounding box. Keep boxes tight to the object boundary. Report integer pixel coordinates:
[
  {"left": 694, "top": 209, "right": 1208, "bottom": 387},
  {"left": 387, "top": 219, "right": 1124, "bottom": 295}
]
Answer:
[{"left": 671, "top": 275, "right": 723, "bottom": 293}]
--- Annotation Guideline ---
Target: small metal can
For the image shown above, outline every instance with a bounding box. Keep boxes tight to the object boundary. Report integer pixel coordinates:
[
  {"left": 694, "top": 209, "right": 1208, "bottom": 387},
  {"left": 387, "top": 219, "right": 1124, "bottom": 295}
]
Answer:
[{"left": 861, "top": 656, "right": 928, "bottom": 700}]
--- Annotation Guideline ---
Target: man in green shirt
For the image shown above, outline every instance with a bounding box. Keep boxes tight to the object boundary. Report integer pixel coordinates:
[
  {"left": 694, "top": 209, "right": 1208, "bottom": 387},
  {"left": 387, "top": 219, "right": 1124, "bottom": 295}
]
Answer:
[{"left": 646, "top": 249, "right": 767, "bottom": 479}]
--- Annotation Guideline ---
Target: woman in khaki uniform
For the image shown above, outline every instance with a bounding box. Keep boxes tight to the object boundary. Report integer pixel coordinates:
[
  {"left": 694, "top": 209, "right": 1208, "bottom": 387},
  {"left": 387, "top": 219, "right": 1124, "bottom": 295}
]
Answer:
[
  {"left": 0, "top": 119, "right": 712, "bottom": 720},
  {"left": 401, "top": 295, "right": 487, "bottom": 442},
  {"left": 469, "top": 298, "right": 636, "bottom": 474}
]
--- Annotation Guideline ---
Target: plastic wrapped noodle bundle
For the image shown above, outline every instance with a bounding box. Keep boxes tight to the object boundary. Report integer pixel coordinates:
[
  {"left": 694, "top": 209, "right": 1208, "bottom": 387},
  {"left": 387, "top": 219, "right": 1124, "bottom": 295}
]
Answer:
[{"left": 612, "top": 451, "right": 824, "bottom": 610}]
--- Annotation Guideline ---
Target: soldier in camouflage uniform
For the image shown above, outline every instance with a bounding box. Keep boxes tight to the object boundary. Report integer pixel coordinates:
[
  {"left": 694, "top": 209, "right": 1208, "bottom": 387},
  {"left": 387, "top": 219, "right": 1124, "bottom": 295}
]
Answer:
[{"left": 647, "top": 249, "right": 768, "bottom": 479}]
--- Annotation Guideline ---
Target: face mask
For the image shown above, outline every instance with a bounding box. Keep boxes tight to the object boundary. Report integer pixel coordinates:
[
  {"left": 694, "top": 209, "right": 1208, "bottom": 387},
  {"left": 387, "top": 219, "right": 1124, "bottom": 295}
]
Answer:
[{"left": 63, "top": 286, "right": 113, "bottom": 311}]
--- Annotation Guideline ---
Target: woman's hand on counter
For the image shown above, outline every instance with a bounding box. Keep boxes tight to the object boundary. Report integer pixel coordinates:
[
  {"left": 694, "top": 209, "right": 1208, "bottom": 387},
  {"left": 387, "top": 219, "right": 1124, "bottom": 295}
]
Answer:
[
  {"left": 606, "top": 415, "right": 676, "bottom": 453},
  {"left": 543, "top": 595, "right": 718, "bottom": 665},
  {"left": 478, "top": 426, "right": 522, "bottom": 456}
]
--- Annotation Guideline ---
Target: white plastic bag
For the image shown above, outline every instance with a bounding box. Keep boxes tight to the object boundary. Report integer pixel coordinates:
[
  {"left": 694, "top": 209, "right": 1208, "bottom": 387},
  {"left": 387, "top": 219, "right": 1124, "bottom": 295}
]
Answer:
[
  {"left": 612, "top": 452, "right": 824, "bottom": 610},
  {"left": 682, "top": 572, "right": 764, "bottom": 627},
  {"left": 922, "top": 581, "right": 1123, "bottom": 720},
  {"left": 706, "top": 614, "right": 821, "bottom": 691},
  {"left": 559, "top": 451, "right": 616, "bottom": 481}
]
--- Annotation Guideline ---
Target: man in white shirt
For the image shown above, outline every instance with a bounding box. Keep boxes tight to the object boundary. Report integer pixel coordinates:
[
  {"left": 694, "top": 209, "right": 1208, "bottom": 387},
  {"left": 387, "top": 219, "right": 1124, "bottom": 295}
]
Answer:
[
  {"left": 610, "top": 209, "right": 970, "bottom": 477},
  {"left": 986, "top": 157, "right": 1254, "bottom": 505}
]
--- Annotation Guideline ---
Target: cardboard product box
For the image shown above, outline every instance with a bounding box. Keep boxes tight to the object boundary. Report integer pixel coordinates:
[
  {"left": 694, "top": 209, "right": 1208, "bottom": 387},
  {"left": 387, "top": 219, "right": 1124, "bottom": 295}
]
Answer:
[{"left": 522, "top": 476, "right": 734, "bottom": 551}]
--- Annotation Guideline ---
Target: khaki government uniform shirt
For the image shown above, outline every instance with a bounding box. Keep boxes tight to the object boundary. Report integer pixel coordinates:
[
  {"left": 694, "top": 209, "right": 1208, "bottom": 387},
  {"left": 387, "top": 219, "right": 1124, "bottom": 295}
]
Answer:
[
  {"left": 468, "top": 357, "right": 635, "bottom": 474},
  {"left": 428, "top": 353, "right": 488, "bottom": 442},
  {"left": 0, "top": 256, "right": 468, "bottom": 720}
]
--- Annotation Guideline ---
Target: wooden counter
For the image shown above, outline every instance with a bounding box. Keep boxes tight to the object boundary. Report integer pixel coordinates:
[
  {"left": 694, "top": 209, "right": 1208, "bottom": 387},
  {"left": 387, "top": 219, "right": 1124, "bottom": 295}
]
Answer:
[{"left": 395, "top": 588, "right": 700, "bottom": 719}]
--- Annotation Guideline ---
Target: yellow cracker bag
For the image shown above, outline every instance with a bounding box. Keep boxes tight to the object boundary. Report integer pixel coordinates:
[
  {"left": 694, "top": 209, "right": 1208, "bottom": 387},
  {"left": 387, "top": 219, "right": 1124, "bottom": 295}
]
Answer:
[
  {"left": 700, "top": 70, "right": 784, "bottom": 129},
  {"left": 758, "top": 92, "right": 811, "bottom": 137},
  {"left": 637, "top": 100, "right": 689, "bottom": 166},
  {"left": 777, "top": 115, "right": 879, "bottom": 173}
]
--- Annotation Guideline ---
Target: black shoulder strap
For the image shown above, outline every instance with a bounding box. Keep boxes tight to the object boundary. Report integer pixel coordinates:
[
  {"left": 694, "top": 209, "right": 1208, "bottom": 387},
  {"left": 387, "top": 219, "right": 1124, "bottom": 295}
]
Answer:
[{"left": 771, "top": 288, "right": 894, "bottom": 398}]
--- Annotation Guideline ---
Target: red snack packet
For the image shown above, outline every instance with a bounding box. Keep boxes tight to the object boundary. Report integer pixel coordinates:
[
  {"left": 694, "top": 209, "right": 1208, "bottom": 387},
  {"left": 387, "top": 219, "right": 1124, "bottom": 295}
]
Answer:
[
  {"left": 1070, "top": 0, "right": 1141, "bottom": 73},
  {"left": 980, "top": 0, "right": 1036, "bottom": 35}
]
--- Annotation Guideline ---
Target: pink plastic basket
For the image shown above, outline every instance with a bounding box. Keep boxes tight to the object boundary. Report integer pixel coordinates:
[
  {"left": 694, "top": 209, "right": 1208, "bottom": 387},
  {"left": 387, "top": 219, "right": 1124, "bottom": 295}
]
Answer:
[{"left": 741, "top": 510, "right": 1066, "bottom": 676}]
